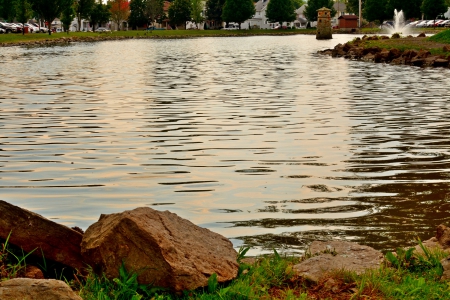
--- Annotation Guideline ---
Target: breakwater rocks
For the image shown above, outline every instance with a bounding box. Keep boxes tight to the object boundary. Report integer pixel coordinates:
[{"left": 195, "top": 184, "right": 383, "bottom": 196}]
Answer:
[{"left": 319, "top": 34, "right": 450, "bottom": 68}]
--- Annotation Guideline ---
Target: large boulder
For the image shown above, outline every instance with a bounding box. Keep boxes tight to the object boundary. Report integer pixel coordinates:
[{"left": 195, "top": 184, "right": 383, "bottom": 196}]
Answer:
[
  {"left": 81, "top": 207, "right": 239, "bottom": 292},
  {"left": 0, "top": 278, "right": 81, "bottom": 300},
  {"left": 293, "top": 241, "right": 383, "bottom": 282},
  {"left": 0, "top": 200, "right": 85, "bottom": 271}
]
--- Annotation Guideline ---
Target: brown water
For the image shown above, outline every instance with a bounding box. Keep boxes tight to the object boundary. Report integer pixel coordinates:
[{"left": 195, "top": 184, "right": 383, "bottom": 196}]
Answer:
[{"left": 1, "top": 35, "right": 449, "bottom": 254}]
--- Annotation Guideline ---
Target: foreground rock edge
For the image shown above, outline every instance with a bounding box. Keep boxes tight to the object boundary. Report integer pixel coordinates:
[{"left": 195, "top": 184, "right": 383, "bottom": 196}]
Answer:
[{"left": 2, "top": 199, "right": 450, "bottom": 295}]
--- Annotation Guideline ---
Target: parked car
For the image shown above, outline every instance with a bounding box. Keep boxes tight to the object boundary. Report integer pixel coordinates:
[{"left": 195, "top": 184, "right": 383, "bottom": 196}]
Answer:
[
  {"left": 13, "top": 23, "right": 23, "bottom": 33},
  {"left": 32, "top": 24, "right": 49, "bottom": 33},
  {"left": 95, "top": 27, "right": 111, "bottom": 33},
  {"left": 222, "top": 24, "right": 240, "bottom": 30},
  {"left": 438, "top": 20, "right": 450, "bottom": 27},
  {"left": 24, "top": 23, "right": 40, "bottom": 33},
  {"left": 273, "top": 25, "right": 288, "bottom": 29},
  {"left": 380, "top": 20, "right": 394, "bottom": 29},
  {"left": 0, "top": 22, "right": 18, "bottom": 33},
  {"left": 415, "top": 20, "right": 429, "bottom": 27},
  {"left": 0, "top": 28, "right": 5, "bottom": 34},
  {"left": 406, "top": 20, "right": 419, "bottom": 27}
]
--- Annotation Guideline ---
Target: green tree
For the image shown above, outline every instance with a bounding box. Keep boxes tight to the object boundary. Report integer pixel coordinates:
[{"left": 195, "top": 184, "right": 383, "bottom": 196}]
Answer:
[
  {"left": 145, "top": 0, "right": 163, "bottom": 26},
  {"left": 168, "top": 0, "right": 191, "bottom": 28},
  {"left": 74, "top": 0, "right": 94, "bottom": 31},
  {"left": 266, "top": 0, "right": 296, "bottom": 28},
  {"left": 292, "top": 0, "right": 304, "bottom": 9},
  {"left": 421, "top": 0, "right": 447, "bottom": 20},
  {"left": 0, "top": 0, "right": 17, "bottom": 22},
  {"left": 89, "top": 2, "right": 110, "bottom": 31},
  {"left": 304, "top": 0, "right": 336, "bottom": 22},
  {"left": 221, "top": 0, "right": 255, "bottom": 29},
  {"left": 128, "top": 0, "right": 147, "bottom": 28},
  {"left": 30, "top": 0, "right": 72, "bottom": 35},
  {"left": 61, "top": 1, "right": 75, "bottom": 33},
  {"left": 16, "top": 0, "right": 33, "bottom": 34},
  {"left": 386, "top": 0, "right": 421, "bottom": 20},
  {"left": 205, "top": 0, "right": 225, "bottom": 28},
  {"left": 346, "top": 0, "right": 363, "bottom": 15},
  {"left": 191, "top": 0, "right": 204, "bottom": 28},
  {"left": 363, "top": 0, "right": 389, "bottom": 24}
]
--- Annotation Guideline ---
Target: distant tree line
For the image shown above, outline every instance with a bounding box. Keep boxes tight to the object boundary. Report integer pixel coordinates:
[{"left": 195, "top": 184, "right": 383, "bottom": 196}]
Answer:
[
  {"left": 325, "top": 0, "right": 450, "bottom": 25},
  {"left": 0, "top": 0, "right": 307, "bottom": 33}
]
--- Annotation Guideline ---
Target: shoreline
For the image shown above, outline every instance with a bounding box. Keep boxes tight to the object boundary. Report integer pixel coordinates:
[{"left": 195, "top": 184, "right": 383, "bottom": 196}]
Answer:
[{"left": 0, "top": 28, "right": 443, "bottom": 48}]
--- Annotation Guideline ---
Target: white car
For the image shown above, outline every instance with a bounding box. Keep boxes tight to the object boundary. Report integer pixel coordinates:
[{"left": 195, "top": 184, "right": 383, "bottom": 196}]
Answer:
[
  {"left": 222, "top": 24, "right": 240, "bottom": 30},
  {"left": 95, "top": 27, "right": 111, "bottom": 33},
  {"left": 24, "top": 23, "right": 40, "bottom": 33},
  {"left": 415, "top": 20, "right": 429, "bottom": 27}
]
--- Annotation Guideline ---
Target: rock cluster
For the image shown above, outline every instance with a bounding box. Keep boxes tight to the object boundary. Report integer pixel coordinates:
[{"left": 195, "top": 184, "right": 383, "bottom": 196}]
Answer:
[
  {"left": 0, "top": 200, "right": 239, "bottom": 296},
  {"left": 319, "top": 34, "right": 450, "bottom": 68},
  {"left": 3, "top": 198, "right": 450, "bottom": 297}
]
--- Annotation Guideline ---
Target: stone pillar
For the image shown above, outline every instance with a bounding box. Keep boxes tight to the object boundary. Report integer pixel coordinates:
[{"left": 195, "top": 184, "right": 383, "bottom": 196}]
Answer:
[{"left": 316, "top": 7, "right": 332, "bottom": 40}]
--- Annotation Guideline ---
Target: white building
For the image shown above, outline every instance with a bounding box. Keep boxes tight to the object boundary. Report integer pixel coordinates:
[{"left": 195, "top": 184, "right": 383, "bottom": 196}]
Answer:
[{"left": 246, "top": 0, "right": 297, "bottom": 29}]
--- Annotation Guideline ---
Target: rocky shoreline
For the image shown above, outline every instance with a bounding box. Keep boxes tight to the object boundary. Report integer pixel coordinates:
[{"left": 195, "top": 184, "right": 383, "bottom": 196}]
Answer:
[
  {"left": 1, "top": 199, "right": 450, "bottom": 299},
  {"left": 319, "top": 33, "right": 450, "bottom": 68}
]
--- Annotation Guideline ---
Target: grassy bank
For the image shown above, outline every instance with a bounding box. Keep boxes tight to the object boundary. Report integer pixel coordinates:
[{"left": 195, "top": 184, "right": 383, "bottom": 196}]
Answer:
[
  {"left": 0, "top": 27, "right": 448, "bottom": 47},
  {"left": 344, "top": 29, "right": 450, "bottom": 58},
  {"left": 0, "top": 29, "right": 315, "bottom": 45},
  {"left": 2, "top": 237, "right": 450, "bottom": 300}
]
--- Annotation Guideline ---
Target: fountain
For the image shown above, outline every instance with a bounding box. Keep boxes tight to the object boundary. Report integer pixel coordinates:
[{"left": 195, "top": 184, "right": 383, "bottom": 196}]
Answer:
[{"left": 383, "top": 9, "right": 409, "bottom": 35}]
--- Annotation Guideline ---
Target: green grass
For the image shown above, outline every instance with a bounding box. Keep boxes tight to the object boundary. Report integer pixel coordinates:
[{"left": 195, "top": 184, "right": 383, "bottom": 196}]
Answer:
[
  {"left": 76, "top": 241, "right": 450, "bottom": 300},
  {"left": 429, "top": 28, "right": 450, "bottom": 44},
  {"left": 2, "top": 232, "right": 450, "bottom": 299},
  {"left": 0, "top": 28, "right": 316, "bottom": 45}
]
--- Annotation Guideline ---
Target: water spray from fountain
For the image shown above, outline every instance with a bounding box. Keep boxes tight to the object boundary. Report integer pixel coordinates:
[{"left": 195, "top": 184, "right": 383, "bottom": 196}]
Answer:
[{"left": 383, "top": 9, "right": 409, "bottom": 35}]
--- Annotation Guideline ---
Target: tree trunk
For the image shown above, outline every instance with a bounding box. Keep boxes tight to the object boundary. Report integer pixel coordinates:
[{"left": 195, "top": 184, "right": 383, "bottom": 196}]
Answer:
[{"left": 77, "top": 14, "right": 81, "bottom": 32}]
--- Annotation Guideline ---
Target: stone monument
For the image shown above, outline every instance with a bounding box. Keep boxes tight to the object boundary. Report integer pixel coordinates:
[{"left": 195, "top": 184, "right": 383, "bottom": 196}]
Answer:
[{"left": 316, "top": 7, "right": 332, "bottom": 40}]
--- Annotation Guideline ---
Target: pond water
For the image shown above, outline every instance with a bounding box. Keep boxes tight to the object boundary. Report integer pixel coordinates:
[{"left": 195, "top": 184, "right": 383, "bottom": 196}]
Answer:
[{"left": 1, "top": 35, "right": 450, "bottom": 254}]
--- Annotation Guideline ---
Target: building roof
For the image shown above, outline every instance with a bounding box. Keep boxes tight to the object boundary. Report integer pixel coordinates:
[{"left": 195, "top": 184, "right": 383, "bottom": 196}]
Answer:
[
  {"left": 338, "top": 15, "right": 358, "bottom": 20},
  {"left": 255, "top": 0, "right": 270, "bottom": 12}
]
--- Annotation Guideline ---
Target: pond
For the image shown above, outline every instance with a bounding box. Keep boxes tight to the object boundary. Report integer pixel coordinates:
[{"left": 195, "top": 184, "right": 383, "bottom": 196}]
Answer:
[{"left": 1, "top": 34, "right": 450, "bottom": 255}]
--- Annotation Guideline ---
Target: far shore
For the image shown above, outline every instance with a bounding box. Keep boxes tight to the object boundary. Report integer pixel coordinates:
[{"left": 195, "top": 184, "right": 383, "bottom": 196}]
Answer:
[{"left": 0, "top": 27, "right": 445, "bottom": 48}]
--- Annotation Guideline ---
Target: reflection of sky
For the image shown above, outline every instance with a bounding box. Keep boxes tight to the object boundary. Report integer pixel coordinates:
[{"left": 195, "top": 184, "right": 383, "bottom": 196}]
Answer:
[{"left": 1, "top": 35, "right": 450, "bottom": 252}]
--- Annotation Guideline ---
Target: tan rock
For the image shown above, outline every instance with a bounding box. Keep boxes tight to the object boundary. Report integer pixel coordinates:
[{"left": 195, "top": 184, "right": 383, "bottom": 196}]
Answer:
[
  {"left": 0, "top": 278, "right": 81, "bottom": 300},
  {"left": 24, "top": 265, "right": 44, "bottom": 279},
  {"left": 0, "top": 200, "right": 85, "bottom": 272},
  {"left": 81, "top": 207, "right": 239, "bottom": 292},
  {"left": 293, "top": 241, "right": 383, "bottom": 282}
]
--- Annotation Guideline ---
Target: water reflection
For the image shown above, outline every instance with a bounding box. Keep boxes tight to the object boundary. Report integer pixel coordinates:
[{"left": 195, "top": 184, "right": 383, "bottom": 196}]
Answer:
[{"left": 0, "top": 35, "right": 449, "bottom": 254}]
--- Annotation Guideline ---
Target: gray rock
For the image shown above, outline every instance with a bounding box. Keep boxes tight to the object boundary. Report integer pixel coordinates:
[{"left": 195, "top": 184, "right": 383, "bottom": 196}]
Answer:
[
  {"left": 0, "top": 278, "right": 81, "bottom": 300},
  {"left": 81, "top": 207, "right": 239, "bottom": 292},
  {"left": 293, "top": 240, "right": 383, "bottom": 282}
]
